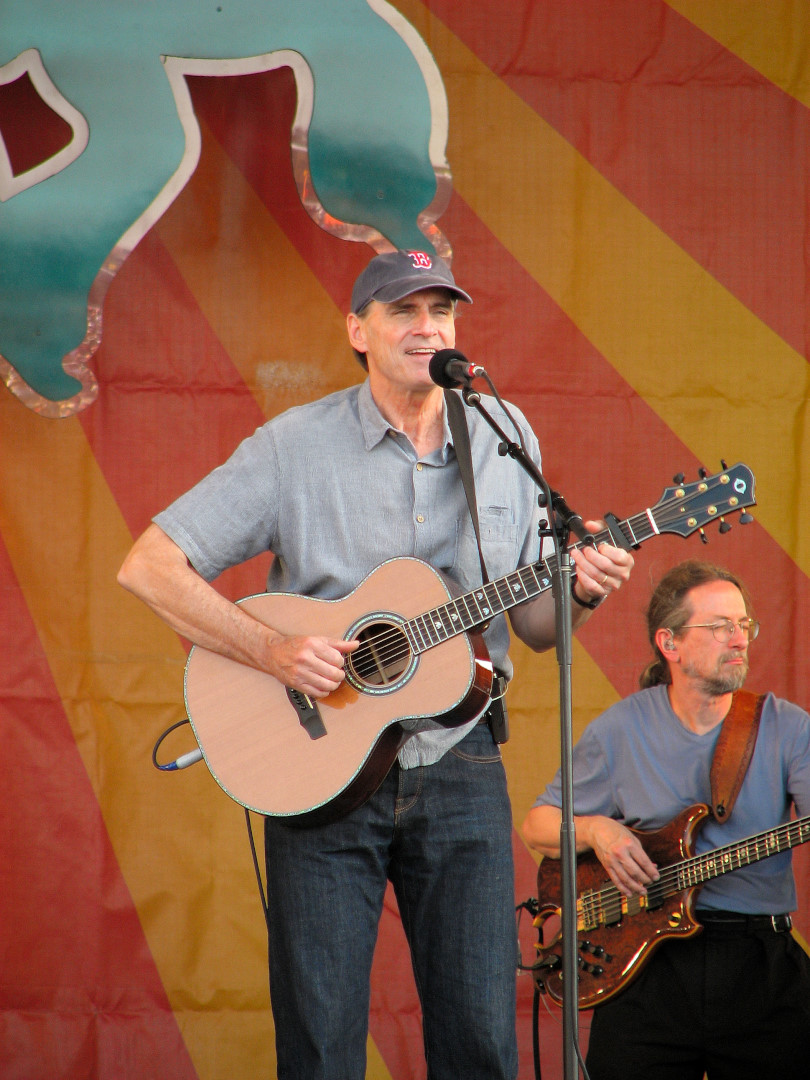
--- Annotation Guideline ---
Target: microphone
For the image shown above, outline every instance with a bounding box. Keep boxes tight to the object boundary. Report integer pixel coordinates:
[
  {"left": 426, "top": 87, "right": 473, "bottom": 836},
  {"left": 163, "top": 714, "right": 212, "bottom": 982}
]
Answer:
[{"left": 429, "top": 349, "right": 485, "bottom": 389}]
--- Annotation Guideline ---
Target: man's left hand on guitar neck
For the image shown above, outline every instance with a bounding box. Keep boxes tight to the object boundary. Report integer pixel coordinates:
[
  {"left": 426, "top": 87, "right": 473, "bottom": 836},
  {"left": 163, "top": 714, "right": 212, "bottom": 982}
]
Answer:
[{"left": 511, "top": 519, "right": 634, "bottom": 650}]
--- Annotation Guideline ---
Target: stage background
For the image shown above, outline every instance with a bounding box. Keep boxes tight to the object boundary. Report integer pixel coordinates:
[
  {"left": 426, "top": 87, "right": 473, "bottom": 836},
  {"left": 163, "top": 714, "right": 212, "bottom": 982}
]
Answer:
[{"left": 2, "top": 2, "right": 809, "bottom": 1077}]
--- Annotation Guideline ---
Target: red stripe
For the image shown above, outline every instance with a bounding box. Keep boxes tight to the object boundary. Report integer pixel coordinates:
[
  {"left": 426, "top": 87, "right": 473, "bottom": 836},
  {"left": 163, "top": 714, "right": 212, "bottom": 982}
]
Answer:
[
  {"left": 0, "top": 533, "right": 199, "bottom": 1080},
  {"left": 427, "top": 0, "right": 810, "bottom": 362}
]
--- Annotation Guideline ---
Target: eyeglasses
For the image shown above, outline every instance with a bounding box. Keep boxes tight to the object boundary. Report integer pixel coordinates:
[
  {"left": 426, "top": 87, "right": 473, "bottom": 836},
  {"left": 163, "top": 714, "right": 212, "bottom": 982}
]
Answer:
[{"left": 678, "top": 618, "right": 760, "bottom": 643}]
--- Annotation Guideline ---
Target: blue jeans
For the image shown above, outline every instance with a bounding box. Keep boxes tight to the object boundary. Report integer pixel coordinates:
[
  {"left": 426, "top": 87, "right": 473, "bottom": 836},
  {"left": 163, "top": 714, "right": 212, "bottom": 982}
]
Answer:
[{"left": 263, "top": 724, "right": 519, "bottom": 1080}]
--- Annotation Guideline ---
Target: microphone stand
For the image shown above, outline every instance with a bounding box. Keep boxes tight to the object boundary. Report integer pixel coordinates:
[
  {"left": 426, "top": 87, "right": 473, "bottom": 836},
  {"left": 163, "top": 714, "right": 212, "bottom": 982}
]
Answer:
[{"left": 459, "top": 384, "right": 582, "bottom": 1080}]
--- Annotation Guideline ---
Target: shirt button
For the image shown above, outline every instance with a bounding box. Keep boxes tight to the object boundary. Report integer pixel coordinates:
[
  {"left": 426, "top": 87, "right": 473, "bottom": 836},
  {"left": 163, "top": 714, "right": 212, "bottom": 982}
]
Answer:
[
  {"left": 416, "top": 514, "right": 425, "bottom": 524},
  {"left": 416, "top": 463, "right": 423, "bottom": 471}
]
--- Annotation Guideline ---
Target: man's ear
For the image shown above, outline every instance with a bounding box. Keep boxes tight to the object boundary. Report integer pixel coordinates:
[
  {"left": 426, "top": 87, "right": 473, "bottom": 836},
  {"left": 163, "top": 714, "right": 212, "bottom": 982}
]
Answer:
[
  {"left": 656, "top": 628, "right": 677, "bottom": 655},
  {"left": 346, "top": 311, "right": 366, "bottom": 352}
]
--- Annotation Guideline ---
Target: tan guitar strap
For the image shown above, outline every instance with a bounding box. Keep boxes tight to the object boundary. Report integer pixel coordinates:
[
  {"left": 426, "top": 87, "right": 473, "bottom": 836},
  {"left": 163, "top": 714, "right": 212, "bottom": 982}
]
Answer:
[{"left": 710, "top": 689, "right": 766, "bottom": 822}]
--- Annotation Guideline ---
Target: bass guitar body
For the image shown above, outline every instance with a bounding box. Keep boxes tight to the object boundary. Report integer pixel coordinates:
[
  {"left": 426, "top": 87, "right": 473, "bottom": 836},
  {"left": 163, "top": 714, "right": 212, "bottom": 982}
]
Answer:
[{"left": 533, "top": 805, "right": 710, "bottom": 1008}]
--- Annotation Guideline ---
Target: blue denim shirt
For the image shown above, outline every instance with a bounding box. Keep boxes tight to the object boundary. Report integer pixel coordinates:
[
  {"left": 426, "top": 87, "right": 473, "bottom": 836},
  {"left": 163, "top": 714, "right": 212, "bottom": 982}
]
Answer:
[{"left": 156, "top": 379, "right": 546, "bottom": 767}]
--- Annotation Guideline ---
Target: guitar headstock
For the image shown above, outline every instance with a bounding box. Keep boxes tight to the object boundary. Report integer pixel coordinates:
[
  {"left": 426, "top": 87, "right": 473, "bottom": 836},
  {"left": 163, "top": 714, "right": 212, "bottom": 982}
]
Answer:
[{"left": 650, "top": 463, "right": 756, "bottom": 540}]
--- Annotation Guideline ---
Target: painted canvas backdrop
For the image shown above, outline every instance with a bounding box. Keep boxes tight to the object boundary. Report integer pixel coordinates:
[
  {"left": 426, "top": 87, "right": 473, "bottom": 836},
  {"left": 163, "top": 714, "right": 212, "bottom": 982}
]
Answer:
[{"left": 2, "top": 2, "right": 809, "bottom": 1077}]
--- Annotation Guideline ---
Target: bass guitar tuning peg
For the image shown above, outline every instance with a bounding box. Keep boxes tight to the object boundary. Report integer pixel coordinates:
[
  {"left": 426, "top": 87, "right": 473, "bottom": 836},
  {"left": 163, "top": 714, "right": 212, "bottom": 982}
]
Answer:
[
  {"left": 673, "top": 472, "right": 685, "bottom": 485},
  {"left": 699, "top": 528, "right": 709, "bottom": 545},
  {"left": 739, "top": 511, "right": 754, "bottom": 525},
  {"left": 698, "top": 467, "right": 708, "bottom": 479},
  {"left": 719, "top": 519, "right": 732, "bottom": 534}
]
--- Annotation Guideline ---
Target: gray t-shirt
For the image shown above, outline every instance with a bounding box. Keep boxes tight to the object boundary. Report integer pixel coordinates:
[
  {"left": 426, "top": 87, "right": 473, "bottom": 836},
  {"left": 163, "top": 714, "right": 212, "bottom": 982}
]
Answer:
[
  {"left": 156, "top": 379, "right": 547, "bottom": 767},
  {"left": 534, "top": 684, "right": 810, "bottom": 912}
]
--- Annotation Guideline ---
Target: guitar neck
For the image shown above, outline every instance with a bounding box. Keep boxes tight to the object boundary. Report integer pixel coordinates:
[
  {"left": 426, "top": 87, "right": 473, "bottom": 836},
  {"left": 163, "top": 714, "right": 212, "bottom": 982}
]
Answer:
[
  {"left": 581, "top": 813, "right": 810, "bottom": 932},
  {"left": 404, "top": 462, "right": 756, "bottom": 655},
  {"left": 404, "top": 514, "right": 649, "bottom": 655},
  {"left": 674, "top": 814, "right": 810, "bottom": 892}
]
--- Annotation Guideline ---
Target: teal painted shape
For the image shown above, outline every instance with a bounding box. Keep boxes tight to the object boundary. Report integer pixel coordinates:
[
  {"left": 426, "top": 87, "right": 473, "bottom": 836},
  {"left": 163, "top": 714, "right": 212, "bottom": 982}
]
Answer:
[{"left": 0, "top": 0, "right": 443, "bottom": 406}]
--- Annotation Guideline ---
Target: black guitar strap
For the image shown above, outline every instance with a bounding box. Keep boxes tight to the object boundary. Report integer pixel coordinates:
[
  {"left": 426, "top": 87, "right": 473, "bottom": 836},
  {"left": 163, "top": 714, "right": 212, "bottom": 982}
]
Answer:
[
  {"left": 444, "top": 389, "right": 509, "bottom": 743},
  {"left": 444, "top": 388, "right": 489, "bottom": 586}
]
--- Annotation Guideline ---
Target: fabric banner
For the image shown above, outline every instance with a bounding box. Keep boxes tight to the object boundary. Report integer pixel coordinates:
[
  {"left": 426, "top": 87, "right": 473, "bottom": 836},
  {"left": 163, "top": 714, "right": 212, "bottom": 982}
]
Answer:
[{"left": 2, "top": 2, "right": 808, "bottom": 1077}]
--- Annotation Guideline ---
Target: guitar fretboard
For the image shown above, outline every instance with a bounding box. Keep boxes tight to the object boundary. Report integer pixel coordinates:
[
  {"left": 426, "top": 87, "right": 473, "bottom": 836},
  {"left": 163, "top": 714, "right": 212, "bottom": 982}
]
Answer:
[
  {"left": 677, "top": 815, "right": 810, "bottom": 889},
  {"left": 580, "top": 813, "right": 810, "bottom": 931},
  {"left": 404, "top": 513, "right": 653, "bottom": 654}
]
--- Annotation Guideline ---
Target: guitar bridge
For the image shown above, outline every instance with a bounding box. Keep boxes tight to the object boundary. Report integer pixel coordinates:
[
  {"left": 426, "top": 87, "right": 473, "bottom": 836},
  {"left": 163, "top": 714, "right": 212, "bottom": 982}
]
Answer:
[{"left": 286, "top": 688, "right": 326, "bottom": 739}]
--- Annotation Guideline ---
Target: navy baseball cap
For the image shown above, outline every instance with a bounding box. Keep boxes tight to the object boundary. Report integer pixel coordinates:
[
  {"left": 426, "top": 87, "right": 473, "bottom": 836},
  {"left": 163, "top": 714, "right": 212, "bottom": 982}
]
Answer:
[{"left": 351, "top": 250, "right": 473, "bottom": 314}]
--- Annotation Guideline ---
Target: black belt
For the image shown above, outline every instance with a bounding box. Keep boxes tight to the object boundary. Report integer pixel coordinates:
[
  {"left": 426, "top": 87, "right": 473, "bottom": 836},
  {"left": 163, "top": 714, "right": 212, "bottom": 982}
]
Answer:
[{"left": 698, "top": 910, "right": 793, "bottom": 933}]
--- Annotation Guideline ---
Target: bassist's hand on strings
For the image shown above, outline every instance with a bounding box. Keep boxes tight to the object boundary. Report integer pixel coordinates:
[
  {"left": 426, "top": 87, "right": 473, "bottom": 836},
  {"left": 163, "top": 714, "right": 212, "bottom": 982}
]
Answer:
[{"left": 581, "top": 815, "right": 660, "bottom": 897}]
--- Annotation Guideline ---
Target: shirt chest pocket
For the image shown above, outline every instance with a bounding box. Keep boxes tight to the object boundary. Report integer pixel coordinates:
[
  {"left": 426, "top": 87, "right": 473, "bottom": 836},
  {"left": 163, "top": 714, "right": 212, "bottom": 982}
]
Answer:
[{"left": 459, "top": 505, "right": 519, "bottom": 580}]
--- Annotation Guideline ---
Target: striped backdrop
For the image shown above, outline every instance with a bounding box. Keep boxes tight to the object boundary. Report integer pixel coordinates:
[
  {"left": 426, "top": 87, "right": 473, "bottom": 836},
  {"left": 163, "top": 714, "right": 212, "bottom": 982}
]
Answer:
[{"left": 2, "top": 2, "right": 809, "bottom": 1077}]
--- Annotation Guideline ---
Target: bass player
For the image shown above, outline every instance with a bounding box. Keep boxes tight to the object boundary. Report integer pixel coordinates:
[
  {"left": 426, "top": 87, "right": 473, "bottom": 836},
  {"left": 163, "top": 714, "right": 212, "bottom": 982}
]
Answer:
[
  {"left": 523, "top": 559, "right": 810, "bottom": 1080},
  {"left": 118, "top": 249, "right": 634, "bottom": 1080}
]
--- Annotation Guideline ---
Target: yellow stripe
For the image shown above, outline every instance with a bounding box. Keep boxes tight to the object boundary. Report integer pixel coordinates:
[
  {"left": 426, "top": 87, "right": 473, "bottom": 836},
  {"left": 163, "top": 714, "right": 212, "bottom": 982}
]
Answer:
[
  {"left": 0, "top": 394, "right": 277, "bottom": 1079},
  {"left": 154, "top": 119, "right": 359, "bottom": 420},
  {"left": 666, "top": 0, "right": 810, "bottom": 107},
  {"left": 397, "top": 0, "right": 810, "bottom": 580},
  {"left": 505, "top": 639, "right": 622, "bottom": 850}
]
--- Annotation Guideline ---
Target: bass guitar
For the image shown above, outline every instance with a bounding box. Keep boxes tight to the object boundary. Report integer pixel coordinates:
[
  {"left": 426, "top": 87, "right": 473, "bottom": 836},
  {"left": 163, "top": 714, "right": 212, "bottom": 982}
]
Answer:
[
  {"left": 533, "top": 802, "right": 809, "bottom": 1009},
  {"left": 184, "top": 463, "right": 755, "bottom": 823}
]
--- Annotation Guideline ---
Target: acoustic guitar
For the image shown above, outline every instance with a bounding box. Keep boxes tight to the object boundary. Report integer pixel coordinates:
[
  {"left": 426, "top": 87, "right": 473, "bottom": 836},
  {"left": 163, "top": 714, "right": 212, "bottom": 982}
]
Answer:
[{"left": 184, "top": 463, "right": 755, "bottom": 824}]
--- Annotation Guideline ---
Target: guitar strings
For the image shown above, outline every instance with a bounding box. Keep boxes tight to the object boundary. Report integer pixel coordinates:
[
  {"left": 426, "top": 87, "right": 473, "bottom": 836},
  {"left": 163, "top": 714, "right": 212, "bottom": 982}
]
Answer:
[
  {"left": 578, "top": 817, "right": 809, "bottom": 926},
  {"left": 345, "top": 485, "right": 737, "bottom": 686}
]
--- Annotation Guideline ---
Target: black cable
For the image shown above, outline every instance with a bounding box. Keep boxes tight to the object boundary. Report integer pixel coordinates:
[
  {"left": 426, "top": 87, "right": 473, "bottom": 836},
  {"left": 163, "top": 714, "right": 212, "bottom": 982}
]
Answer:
[
  {"left": 151, "top": 718, "right": 193, "bottom": 770},
  {"left": 244, "top": 808, "right": 270, "bottom": 929},
  {"left": 533, "top": 983, "right": 543, "bottom": 1080}
]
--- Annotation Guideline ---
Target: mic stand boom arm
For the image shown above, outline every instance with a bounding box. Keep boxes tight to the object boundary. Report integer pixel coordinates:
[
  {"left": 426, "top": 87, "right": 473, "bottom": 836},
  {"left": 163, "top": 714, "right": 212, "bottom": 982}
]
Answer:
[{"left": 459, "top": 385, "right": 581, "bottom": 1080}]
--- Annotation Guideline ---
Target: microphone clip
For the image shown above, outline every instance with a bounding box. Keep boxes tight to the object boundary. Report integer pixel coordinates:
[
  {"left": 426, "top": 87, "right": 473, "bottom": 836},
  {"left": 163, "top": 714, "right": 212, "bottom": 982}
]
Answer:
[{"left": 549, "top": 489, "right": 592, "bottom": 544}]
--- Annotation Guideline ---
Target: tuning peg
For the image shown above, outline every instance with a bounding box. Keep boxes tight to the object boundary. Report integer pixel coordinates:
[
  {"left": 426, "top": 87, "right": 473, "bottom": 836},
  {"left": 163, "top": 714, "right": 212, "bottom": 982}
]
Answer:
[
  {"left": 700, "top": 529, "right": 709, "bottom": 545},
  {"left": 721, "top": 459, "right": 728, "bottom": 470},
  {"left": 739, "top": 512, "right": 754, "bottom": 524},
  {"left": 698, "top": 467, "right": 708, "bottom": 479},
  {"left": 719, "top": 519, "right": 732, "bottom": 534},
  {"left": 673, "top": 472, "right": 685, "bottom": 485}
]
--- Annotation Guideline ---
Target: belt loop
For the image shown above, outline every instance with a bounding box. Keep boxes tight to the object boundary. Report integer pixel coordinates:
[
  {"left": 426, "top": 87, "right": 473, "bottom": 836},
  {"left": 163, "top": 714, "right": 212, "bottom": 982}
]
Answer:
[{"left": 772, "top": 914, "right": 793, "bottom": 933}]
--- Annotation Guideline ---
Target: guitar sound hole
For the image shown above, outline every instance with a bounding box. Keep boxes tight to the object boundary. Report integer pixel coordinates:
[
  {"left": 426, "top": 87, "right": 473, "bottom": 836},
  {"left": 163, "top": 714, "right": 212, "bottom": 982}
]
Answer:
[{"left": 347, "top": 620, "right": 414, "bottom": 691}]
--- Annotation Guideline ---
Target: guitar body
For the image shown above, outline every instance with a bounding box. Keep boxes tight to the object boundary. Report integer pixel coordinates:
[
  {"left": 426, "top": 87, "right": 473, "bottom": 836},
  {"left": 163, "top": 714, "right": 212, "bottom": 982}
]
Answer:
[
  {"left": 184, "top": 557, "right": 493, "bottom": 823},
  {"left": 533, "top": 804, "right": 711, "bottom": 1008}
]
